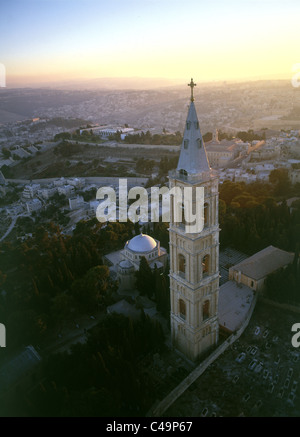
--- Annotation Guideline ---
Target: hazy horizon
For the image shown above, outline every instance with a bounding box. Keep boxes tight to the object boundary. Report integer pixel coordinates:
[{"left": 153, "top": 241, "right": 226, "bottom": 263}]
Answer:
[
  {"left": 4, "top": 74, "right": 294, "bottom": 91},
  {"left": 1, "top": 0, "right": 299, "bottom": 89}
]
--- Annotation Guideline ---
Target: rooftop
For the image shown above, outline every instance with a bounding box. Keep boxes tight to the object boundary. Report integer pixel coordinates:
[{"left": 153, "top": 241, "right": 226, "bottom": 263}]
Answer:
[
  {"left": 218, "top": 280, "right": 254, "bottom": 333},
  {"left": 229, "top": 245, "right": 294, "bottom": 280},
  {"left": 126, "top": 233, "right": 157, "bottom": 253},
  {"left": 0, "top": 345, "right": 41, "bottom": 393}
]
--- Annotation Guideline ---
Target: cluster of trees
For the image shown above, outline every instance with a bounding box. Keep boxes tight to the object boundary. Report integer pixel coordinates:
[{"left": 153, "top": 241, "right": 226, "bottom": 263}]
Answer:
[
  {"left": 54, "top": 132, "right": 72, "bottom": 141},
  {"left": 265, "top": 250, "right": 300, "bottom": 305},
  {"left": 0, "top": 164, "right": 14, "bottom": 178},
  {"left": 54, "top": 130, "right": 105, "bottom": 144},
  {"left": 52, "top": 141, "right": 84, "bottom": 157},
  {"left": 0, "top": 188, "right": 20, "bottom": 206},
  {"left": 26, "top": 313, "right": 165, "bottom": 416},
  {"left": 269, "top": 168, "right": 291, "bottom": 196},
  {"left": 0, "top": 220, "right": 135, "bottom": 348},
  {"left": 2, "top": 147, "right": 11, "bottom": 158},
  {"left": 236, "top": 129, "right": 266, "bottom": 142},
  {"left": 123, "top": 130, "right": 183, "bottom": 145},
  {"left": 158, "top": 156, "right": 179, "bottom": 176},
  {"left": 135, "top": 157, "right": 156, "bottom": 175},
  {"left": 202, "top": 130, "right": 234, "bottom": 142},
  {"left": 219, "top": 180, "right": 300, "bottom": 254}
]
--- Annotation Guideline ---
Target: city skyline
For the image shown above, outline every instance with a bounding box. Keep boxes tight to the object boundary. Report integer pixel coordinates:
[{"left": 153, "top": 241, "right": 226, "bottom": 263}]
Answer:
[{"left": 1, "top": 0, "right": 300, "bottom": 87}]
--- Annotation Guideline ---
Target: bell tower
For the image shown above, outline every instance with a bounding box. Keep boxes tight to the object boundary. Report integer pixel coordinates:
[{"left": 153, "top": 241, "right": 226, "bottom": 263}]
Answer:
[{"left": 169, "top": 79, "right": 219, "bottom": 361}]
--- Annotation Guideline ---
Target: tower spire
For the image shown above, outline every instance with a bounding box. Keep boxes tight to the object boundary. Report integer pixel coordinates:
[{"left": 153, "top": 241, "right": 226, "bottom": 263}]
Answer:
[
  {"left": 176, "top": 78, "right": 210, "bottom": 176},
  {"left": 188, "top": 78, "right": 197, "bottom": 102}
]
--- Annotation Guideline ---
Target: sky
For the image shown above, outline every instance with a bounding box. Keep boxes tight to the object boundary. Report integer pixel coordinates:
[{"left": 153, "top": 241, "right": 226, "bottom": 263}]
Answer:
[{"left": 1, "top": 0, "right": 300, "bottom": 87}]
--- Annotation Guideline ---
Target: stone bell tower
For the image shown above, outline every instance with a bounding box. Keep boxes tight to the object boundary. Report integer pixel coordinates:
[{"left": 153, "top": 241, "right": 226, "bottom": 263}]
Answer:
[{"left": 169, "top": 79, "right": 219, "bottom": 361}]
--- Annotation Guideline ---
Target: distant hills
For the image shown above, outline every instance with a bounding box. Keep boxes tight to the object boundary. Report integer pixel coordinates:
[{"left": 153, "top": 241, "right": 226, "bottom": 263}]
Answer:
[{"left": 6, "top": 76, "right": 185, "bottom": 91}]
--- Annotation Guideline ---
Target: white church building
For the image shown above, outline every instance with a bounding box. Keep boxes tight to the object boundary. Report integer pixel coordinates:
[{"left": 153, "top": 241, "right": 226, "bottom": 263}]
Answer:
[{"left": 105, "top": 233, "right": 167, "bottom": 292}]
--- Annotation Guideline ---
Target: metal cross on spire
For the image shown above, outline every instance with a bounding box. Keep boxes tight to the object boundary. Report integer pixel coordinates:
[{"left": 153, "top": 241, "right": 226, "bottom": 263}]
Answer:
[{"left": 188, "top": 78, "right": 197, "bottom": 102}]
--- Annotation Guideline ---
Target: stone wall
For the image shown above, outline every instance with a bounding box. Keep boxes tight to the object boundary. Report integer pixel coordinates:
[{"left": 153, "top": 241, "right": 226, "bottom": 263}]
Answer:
[{"left": 147, "top": 293, "right": 258, "bottom": 417}]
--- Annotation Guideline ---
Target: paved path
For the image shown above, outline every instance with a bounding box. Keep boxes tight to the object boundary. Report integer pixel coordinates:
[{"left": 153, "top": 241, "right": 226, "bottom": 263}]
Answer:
[
  {"left": 41, "top": 311, "right": 106, "bottom": 356},
  {"left": 0, "top": 215, "right": 17, "bottom": 242}
]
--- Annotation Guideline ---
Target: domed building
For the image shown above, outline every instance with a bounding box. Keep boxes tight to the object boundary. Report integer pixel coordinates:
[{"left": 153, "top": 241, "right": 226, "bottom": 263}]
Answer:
[{"left": 117, "top": 233, "right": 167, "bottom": 292}]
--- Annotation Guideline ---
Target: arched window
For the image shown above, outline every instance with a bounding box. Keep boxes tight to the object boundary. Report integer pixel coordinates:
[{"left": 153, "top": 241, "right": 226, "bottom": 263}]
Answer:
[
  {"left": 186, "top": 121, "right": 191, "bottom": 130},
  {"left": 197, "top": 138, "right": 202, "bottom": 148},
  {"left": 203, "top": 300, "right": 209, "bottom": 320},
  {"left": 204, "top": 203, "right": 209, "bottom": 227},
  {"left": 178, "top": 254, "right": 186, "bottom": 278},
  {"left": 180, "top": 202, "right": 186, "bottom": 225},
  {"left": 202, "top": 255, "right": 210, "bottom": 276},
  {"left": 179, "top": 299, "right": 186, "bottom": 320},
  {"left": 184, "top": 139, "right": 189, "bottom": 149}
]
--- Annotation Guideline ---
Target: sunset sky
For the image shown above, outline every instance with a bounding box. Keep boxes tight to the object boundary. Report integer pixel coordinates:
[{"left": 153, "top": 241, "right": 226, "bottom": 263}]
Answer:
[{"left": 1, "top": 0, "right": 299, "bottom": 86}]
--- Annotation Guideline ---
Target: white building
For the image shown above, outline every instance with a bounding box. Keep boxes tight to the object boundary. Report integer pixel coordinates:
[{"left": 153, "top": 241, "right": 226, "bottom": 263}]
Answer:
[
  {"left": 26, "top": 198, "right": 42, "bottom": 213},
  {"left": 229, "top": 245, "right": 294, "bottom": 293},
  {"left": 23, "top": 184, "right": 41, "bottom": 199},
  {"left": 204, "top": 130, "right": 243, "bottom": 168},
  {"left": 53, "top": 177, "right": 66, "bottom": 187},
  {"left": 57, "top": 184, "right": 75, "bottom": 196},
  {"left": 66, "top": 178, "right": 85, "bottom": 188},
  {"left": 37, "top": 187, "right": 57, "bottom": 199},
  {"left": 69, "top": 195, "right": 84, "bottom": 210},
  {"left": 117, "top": 233, "right": 167, "bottom": 292},
  {"left": 12, "top": 147, "right": 31, "bottom": 159}
]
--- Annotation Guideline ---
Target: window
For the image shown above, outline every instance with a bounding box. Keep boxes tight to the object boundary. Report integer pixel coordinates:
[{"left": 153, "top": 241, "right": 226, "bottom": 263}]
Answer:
[
  {"left": 203, "top": 300, "right": 209, "bottom": 320},
  {"left": 197, "top": 138, "right": 202, "bottom": 149},
  {"left": 186, "top": 121, "right": 191, "bottom": 130},
  {"left": 184, "top": 139, "right": 189, "bottom": 149},
  {"left": 180, "top": 202, "right": 186, "bottom": 225},
  {"left": 202, "top": 255, "right": 210, "bottom": 276},
  {"left": 204, "top": 203, "right": 209, "bottom": 227},
  {"left": 179, "top": 299, "right": 186, "bottom": 320},
  {"left": 178, "top": 254, "right": 186, "bottom": 278},
  {"left": 195, "top": 121, "right": 199, "bottom": 129}
]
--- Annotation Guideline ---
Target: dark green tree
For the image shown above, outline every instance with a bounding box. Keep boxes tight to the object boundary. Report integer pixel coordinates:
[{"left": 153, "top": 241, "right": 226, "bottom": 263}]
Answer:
[{"left": 135, "top": 256, "right": 154, "bottom": 298}]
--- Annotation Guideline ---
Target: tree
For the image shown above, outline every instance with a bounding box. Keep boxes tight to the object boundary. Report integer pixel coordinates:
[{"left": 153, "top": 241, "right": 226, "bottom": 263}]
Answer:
[
  {"left": 70, "top": 265, "right": 110, "bottom": 311},
  {"left": 202, "top": 132, "right": 212, "bottom": 142},
  {"left": 269, "top": 168, "right": 291, "bottom": 196},
  {"left": 2, "top": 147, "right": 11, "bottom": 158},
  {"left": 51, "top": 293, "right": 74, "bottom": 323},
  {"left": 135, "top": 257, "right": 154, "bottom": 298},
  {"left": 54, "top": 132, "right": 71, "bottom": 141}
]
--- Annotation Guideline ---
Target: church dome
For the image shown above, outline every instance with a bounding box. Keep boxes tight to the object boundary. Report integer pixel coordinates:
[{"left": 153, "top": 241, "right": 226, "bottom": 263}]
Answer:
[{"left": 126, "top": 233, "right": 157, "bottom": 253}]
